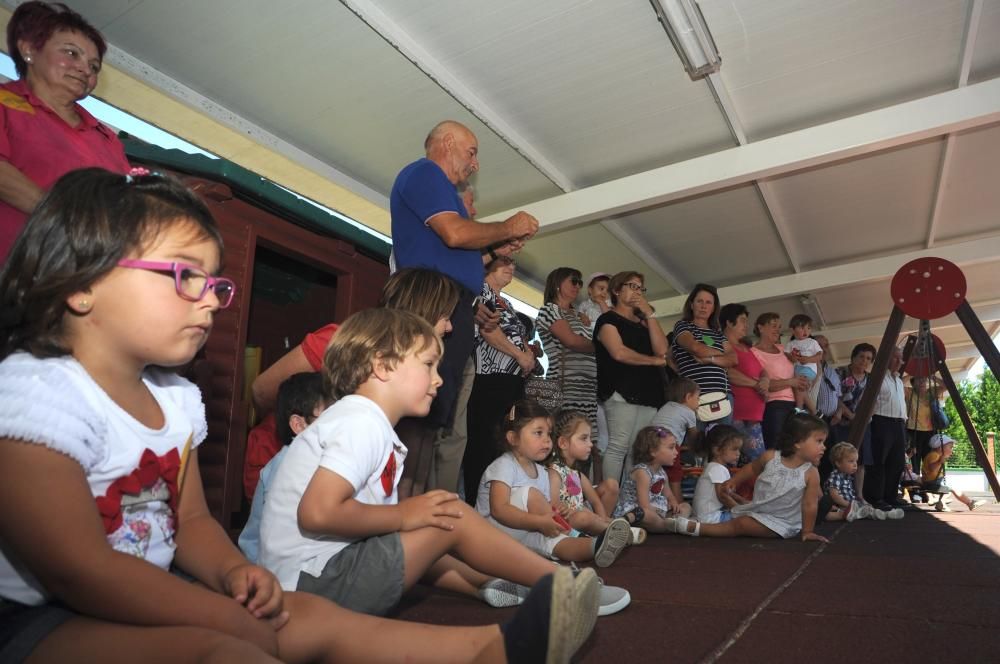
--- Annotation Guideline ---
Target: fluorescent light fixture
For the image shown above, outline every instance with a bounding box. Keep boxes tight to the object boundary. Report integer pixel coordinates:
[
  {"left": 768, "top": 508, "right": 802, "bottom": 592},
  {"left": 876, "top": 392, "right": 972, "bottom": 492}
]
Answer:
[
  {"left": 650, "top": 0, "right": 722, "bottom": 80},
  {"left": 799, "top": 293, "right": 827, "bottom": 329}
]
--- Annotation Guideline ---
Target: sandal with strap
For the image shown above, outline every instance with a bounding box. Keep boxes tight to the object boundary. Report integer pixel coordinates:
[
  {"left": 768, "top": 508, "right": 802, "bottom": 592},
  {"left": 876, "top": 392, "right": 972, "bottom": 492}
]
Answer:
[
  {"left": 667, "top": 516, "right": 700, "bottom": 536},
  {"left": 624, "top": 507, "right": 645, "bottom": 527}
]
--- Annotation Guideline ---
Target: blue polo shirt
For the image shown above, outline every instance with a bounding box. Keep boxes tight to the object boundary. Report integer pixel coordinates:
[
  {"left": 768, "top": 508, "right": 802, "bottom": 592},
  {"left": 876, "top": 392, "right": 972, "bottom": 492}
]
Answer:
[{"left": 390, "top": 158, "right": 483, "bottom": 293}]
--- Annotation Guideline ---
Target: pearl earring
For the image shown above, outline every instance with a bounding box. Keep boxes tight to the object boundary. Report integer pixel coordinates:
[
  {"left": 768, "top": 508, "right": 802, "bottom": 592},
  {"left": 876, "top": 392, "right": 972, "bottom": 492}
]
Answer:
[{"left": 24, "top": 56, "right": 32, "bottom": 63}]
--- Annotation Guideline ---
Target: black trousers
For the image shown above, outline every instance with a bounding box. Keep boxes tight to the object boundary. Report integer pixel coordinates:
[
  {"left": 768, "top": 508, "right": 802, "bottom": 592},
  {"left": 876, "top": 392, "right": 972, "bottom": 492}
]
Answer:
[
  {"left": 462, "top": 373, "right": 524, "bottom": 505},
  {"left": 865, "top": 415, "right": 906, "bottom": 504},
  {"left": 761, "top": 400, "right": 795, "bottom": 450},
  {"left": 908, "top": 429, "right": 933, "bottom": 476}
]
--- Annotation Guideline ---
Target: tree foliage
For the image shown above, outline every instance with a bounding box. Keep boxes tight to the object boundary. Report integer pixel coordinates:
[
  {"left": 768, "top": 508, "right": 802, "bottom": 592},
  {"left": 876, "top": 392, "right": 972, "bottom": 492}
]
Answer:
[{"left": 941, "top": 369, "right": 1000, "bottom": 469}]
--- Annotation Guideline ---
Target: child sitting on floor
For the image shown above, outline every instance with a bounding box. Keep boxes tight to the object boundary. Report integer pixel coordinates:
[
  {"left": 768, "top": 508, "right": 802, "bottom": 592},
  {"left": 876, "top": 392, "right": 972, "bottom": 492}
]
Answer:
[
  {"left": 613, "top": 426, "right": 692, "bottom": 532},
  {"left": 547, "top": 409, "right": 646, "bottom": 544},
  {"left": 240, "top": 372, "right": 326, "bottom": 563},
  {"left": 665, "top": 413, "right": 831, "bottom": 542},
  {"left": 692, "top": 425, "right": 749, "bottom": 523},
  {"left": 258, "top": 308, "right": 609, "bottom": 634},
  {"left": 921, "top": 434, "right": 986, "bottom": 512},
  {"left": 0, "top": 168, "right": 576, "bottom": 664},
  {"left": 651, "top": 377, "right": 700, "bottom": 504},
  {"left": 822, "top": 442, "right": 902, "bottom": 522}
]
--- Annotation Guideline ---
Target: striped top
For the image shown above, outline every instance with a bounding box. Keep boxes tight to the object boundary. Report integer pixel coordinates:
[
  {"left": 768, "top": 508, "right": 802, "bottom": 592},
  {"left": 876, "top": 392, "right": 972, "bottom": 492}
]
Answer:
[
  {"left": 671, "top": 320, "right": 729, "bottom": 394},
  {"left": 536, "top": 303, "right": 598, "bottom": 436}
]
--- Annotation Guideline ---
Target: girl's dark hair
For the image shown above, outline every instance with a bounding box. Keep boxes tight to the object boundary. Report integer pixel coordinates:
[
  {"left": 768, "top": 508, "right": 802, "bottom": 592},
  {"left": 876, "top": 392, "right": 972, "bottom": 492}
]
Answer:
[
  {"left": 631, "top": 426, "right": 674, "bottom": 465},
  {"left": 682, "top": 283, "right": 721, "bottom": 329},
  {"left": 775, "top": 412, "right": 828, "bottom": 458},
  {"left": 498, "top": 399, "right": 551, "bottom": 451},
  {"left": 698, "top": 424, "right": 745, "bottom": 460},
  {"left": 0, "top": 168, "right": 222, "bottom": 360},
  {"left": 8, "top": 2, "right": 107, "bottom": 78},
  {"left": 275, "top": 372, "right": 325, "bottom": 447},
  {"left": 543, "top": 267, "right": 582, "bottom": 305}
]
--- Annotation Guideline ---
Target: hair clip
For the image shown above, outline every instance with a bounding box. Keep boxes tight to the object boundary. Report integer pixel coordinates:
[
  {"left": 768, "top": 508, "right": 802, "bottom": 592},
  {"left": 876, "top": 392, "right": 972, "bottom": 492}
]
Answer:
[
  {"left": 124, "top": 166, "right": 153, "bottom": 184},
  {"left": 653, "top": 426, "right": 669, "bottom": 437},
  {"left": 507, "top": 404, "right": 517, "bottom": 422}
]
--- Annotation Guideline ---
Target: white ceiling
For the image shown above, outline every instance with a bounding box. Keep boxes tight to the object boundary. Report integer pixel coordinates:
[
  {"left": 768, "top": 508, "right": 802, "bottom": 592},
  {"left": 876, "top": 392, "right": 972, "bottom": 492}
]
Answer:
[{"left": 28, "top": 0, "right": 1000, "bottom": 378}]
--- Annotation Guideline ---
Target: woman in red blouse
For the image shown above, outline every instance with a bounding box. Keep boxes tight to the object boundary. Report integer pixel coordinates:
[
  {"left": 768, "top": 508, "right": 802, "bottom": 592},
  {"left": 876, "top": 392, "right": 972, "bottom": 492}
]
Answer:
[{"left": 1, "top": 2, "right": 130, "bottom": 263}]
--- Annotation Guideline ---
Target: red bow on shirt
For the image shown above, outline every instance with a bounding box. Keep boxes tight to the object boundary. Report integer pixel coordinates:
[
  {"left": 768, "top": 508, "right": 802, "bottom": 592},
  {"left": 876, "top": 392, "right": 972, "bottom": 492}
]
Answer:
[
  {"left": 95, "top": 448, "right": 181, "bottom": 534},
  {"left": 650, "top": 479, "right": 665, "bottom": 495},
  {"left": 380, "top": 452, "right": 396, "bottom": 497}
]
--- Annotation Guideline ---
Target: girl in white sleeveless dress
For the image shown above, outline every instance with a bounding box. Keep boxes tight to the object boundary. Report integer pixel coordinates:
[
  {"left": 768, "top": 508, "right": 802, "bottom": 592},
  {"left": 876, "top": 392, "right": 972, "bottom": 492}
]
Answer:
[{"left": 666, "top": 413, "right": 830, "bottom": 542}]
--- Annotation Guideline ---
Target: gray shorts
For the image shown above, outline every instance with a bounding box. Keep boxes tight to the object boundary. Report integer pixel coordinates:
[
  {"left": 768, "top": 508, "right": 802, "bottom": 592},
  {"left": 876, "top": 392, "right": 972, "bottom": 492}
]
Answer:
[
  {"left": 296, "top": 532, "right": 405, "bottom": 616},
  {"left": 0, "top": 600, "right": 75, "bottom": 663}
]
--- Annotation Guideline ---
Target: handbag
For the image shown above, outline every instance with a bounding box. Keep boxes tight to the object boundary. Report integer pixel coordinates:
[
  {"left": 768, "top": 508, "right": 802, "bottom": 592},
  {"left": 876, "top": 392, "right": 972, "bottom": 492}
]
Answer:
[
  {"left": 697, "top": 391, "right": 732, "bottom": 423},
  {"left": 524, "top": 331, "right": 565, "bottom": 413}
]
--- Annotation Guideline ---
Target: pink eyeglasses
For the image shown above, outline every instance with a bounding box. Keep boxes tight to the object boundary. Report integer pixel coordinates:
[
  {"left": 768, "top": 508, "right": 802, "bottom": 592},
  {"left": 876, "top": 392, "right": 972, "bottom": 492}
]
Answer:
[{"left": 117, "top": 259, "right": 236, "bottom": 308}]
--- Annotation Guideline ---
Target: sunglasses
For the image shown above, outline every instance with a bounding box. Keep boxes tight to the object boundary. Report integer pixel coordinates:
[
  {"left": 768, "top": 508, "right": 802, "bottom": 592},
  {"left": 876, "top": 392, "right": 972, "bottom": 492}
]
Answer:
[{"left": 570, "top": 277, "right": 584, "bottom": 287}]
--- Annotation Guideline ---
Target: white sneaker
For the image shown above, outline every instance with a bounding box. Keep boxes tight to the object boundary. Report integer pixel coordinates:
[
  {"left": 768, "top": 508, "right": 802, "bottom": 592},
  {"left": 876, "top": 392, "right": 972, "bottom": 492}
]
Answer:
[
  {"left": 478, "top": 578, "right": 530, "bottom": 607},
  {"left": 594, "top": 518, "right": 631, "bottom": 567},
  {"left": 872, "top": 508, "right": 887, "bottom": 520},
  {"left": 886, "top": 508, "right": 905, "bottom": 520}
]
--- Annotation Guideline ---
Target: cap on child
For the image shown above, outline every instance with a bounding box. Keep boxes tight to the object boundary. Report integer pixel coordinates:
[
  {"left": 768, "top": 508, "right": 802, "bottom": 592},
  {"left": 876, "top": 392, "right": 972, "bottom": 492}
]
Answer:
[{"left": 928, "top": 433, "right": 955, "bottom": 449}]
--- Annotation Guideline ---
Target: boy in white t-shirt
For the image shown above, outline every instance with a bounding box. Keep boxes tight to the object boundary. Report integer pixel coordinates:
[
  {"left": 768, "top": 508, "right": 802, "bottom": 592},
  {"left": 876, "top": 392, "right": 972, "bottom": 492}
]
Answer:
[
  {"left": 259, "top": 308, "right": 603, "bottom": 651},
  {"left": 785, "top": 314, "right": 823, "bottom": 414}
]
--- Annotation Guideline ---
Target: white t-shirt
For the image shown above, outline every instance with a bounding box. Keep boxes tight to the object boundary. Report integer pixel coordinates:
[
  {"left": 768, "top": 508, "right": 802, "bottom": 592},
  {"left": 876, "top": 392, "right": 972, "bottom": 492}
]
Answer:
[
  {"left": 259, "top": 395, "right": 406, "bottom": 591},
  {"left": 787, "top": 337, "right": 822, "bottom": 377},
  {"left": 475, "top": 452, "right": 551, "bottom": 541},
  {"left": 650, "top": 401, "right": 697, "bottom": 445},
  {"left": 692, "top": 461, "right": 731, "bottom": 524},
  {"left": 0, "top": 353, "right": 206, "bottom": 605}
]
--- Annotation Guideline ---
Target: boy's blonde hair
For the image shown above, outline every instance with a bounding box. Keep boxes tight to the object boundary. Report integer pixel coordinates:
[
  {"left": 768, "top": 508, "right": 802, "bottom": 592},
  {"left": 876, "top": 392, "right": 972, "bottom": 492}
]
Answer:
[
  {"left": 322, "top": 308, "right": 439, "bottom": 402},
  {"left": 830, "top": 441, "right": 858, "bottom": 465}
]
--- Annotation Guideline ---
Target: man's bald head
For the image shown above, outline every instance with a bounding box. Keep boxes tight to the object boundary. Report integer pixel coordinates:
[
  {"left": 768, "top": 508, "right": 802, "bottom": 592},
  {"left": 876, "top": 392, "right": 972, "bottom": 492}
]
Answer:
[
  {"left": 424, "top": 120, "right": 479, "bottom": 184},
  {"left": 425, "top": 120, "right": 474, "bottom": 152}
]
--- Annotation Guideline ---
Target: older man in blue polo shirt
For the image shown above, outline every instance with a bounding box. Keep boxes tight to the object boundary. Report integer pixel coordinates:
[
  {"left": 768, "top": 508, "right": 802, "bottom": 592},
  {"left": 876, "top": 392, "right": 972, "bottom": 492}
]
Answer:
[{"left": 391, "top": 120, "right": 539, "bottom": 497}]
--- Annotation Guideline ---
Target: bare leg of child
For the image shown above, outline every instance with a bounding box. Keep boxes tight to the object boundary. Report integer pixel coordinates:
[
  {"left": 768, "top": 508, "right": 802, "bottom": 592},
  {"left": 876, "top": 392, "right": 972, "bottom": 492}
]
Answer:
[
  {"left": 637, "top": 509, "right": 675, "bottom": 533},
  {"left": 855, "top": 467, "right": 866, "bottom": 504},
  {"left": 567, "top": 508, "right": 612, "bottom": 536},
  {"left": 683, "top": 515, "right": 779, "bottom": 538},
  {"left": 399, "top": 505, "right": 560, "bottom": 591},
  {"left": 794, "top": 388, "right": 805, "bottom": 411},
  {"left": 826, "top": 507, "right": 847, "bottom": 522},
  {"left": 595, "top": 479, "right": 619, "bottom": 514},
  {"left": 28, "top": 600, "right": 507, "bottom": 664}
]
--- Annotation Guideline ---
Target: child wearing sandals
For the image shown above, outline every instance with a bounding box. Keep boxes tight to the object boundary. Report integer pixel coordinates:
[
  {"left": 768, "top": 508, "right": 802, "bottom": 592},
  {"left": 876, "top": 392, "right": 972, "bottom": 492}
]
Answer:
[
  {"left": 0, "top": 168, "right": 591, "bottom": 664},
  {"left": 547, "top": 410, "right": 647, "bottom": 545},
  {"left": 692, "top": 425, "right": 749, "bottom": 523},
  {"left": 921, "top": 434, "right": 986, "bottom": 512},
  {"left": 665, "top": 412, "right": 831, "bottom": 542},
  {"left": 476, "top": 400, "right": 633, "bottom": 616},
  {"left": 822, "top": 442, "right": 903, "bottom": 522},
  {"left": 613, "top": 426, "right": 693, "bottom": 533}
]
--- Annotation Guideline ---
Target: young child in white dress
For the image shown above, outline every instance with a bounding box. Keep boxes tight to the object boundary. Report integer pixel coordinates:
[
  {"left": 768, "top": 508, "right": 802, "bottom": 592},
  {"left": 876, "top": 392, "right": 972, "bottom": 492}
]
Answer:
[
  {"left": 666, "top": 413, "right": 830, "bottom": 542},
  {"left": 692, "top": 425, "right": 749, "bottom": 524}
]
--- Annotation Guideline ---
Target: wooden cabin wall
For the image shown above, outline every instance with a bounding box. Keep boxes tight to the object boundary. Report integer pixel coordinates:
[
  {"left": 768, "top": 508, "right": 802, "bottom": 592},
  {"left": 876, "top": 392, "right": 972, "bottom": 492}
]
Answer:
[{"left": 182, "top": 176, "right": 389, "bottom": 532}]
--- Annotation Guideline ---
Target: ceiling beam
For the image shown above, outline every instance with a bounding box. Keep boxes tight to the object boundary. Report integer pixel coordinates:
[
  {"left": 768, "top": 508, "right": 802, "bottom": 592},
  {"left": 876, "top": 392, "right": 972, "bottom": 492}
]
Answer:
[
  {"left": 600, "top": 219, "right": 689, "bottom": 293},
  {"left": 707, "top": 72, "right": 800, "bottom": 272},
  {"left": 482, "top": 77, "right": 1000, "bottom": 232},
  {"left": 926, "top": 0, "right": 983, "bottom": 248},
  {"left": 648, "top": 234, "right": 1000, "bottom": 315},
  {"left": 817, "top": 301, "right": 1000, "bottom": 345},
  {"left": 338, "top": 0, "right": 575, "bottom": 193}
]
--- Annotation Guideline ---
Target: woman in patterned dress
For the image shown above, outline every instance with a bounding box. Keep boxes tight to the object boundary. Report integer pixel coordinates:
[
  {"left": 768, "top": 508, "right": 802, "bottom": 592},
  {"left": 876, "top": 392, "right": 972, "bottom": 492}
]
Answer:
[{"left": 462, "top": 256, "right": 538, "bottom": 503}]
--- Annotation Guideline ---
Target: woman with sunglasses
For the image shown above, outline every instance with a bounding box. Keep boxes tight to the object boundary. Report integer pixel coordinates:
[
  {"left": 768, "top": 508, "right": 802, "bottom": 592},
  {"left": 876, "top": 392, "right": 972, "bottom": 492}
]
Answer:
[
  {"left": 594, "top": 271, "right": 668, "bottom": 485},
  {"left": 461, "top": 255, "right": 538, "bottom": 503},
  {"left": 535, "top": 267, "right": 599, "bottom": 445}
]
